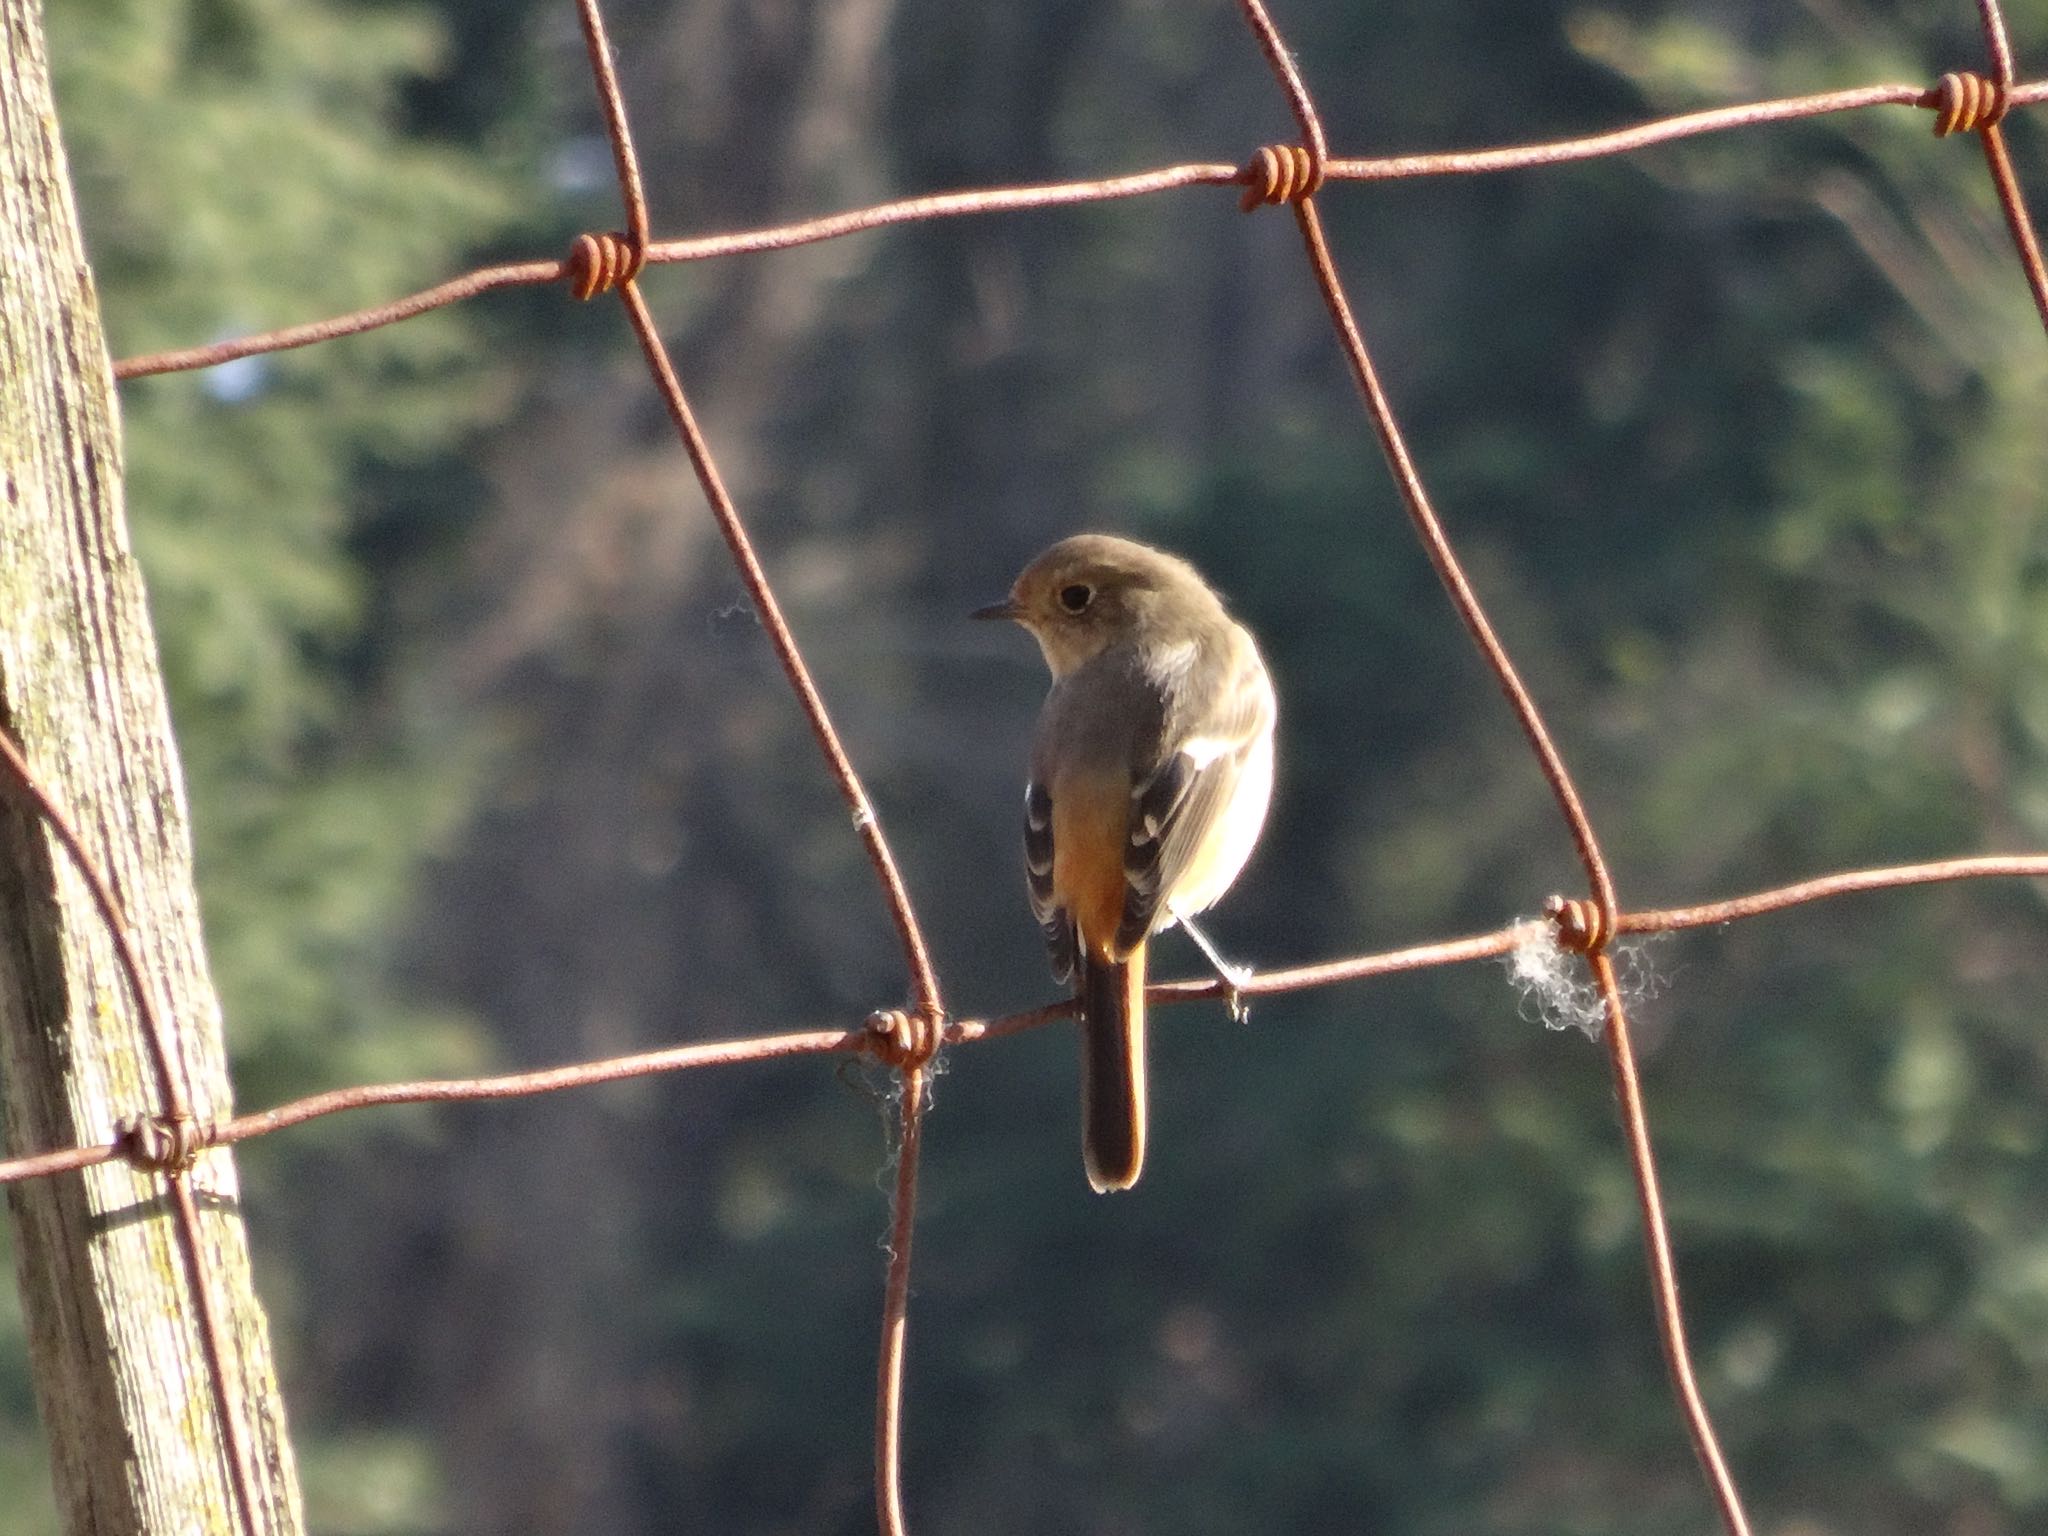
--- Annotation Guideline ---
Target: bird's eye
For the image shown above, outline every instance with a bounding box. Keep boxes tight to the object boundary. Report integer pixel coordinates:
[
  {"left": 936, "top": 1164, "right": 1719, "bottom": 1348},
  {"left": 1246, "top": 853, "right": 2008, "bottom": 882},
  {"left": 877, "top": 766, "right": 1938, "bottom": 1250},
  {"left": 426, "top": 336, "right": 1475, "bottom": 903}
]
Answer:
[{"left": 1057, "top": 583, "right": 1094, "bottom": 613}]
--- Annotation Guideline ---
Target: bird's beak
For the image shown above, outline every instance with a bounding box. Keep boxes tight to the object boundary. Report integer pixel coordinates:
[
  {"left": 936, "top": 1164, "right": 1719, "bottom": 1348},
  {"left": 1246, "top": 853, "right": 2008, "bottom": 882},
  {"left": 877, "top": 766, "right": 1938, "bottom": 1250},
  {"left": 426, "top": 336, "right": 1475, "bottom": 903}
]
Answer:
[{"left": 971, "top": 598, "right": 1020, "bottom": 622}]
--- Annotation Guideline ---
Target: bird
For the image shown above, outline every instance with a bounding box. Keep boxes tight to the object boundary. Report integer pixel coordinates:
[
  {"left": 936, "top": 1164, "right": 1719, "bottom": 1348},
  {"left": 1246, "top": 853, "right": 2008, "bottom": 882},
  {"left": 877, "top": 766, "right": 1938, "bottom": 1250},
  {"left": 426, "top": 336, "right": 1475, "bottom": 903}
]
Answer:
[{"left": 975, "top": 533, "right": 1277, "bottom": 1191}]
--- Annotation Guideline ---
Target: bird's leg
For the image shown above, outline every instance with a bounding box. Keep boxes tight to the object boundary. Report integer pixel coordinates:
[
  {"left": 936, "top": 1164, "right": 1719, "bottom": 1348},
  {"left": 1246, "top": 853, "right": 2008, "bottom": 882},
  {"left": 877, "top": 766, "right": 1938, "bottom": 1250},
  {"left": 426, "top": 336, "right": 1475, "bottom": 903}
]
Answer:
[{"left": 1174, "top": 915, "right": 1253, "bottom": 1023}]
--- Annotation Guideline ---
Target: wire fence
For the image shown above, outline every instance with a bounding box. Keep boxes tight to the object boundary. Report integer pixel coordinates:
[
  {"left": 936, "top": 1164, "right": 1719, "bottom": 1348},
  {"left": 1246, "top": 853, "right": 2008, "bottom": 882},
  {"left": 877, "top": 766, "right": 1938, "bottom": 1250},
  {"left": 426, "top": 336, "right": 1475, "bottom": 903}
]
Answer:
[{"left": 4, "top": 0, "right": 2048, "bottom": 1531}]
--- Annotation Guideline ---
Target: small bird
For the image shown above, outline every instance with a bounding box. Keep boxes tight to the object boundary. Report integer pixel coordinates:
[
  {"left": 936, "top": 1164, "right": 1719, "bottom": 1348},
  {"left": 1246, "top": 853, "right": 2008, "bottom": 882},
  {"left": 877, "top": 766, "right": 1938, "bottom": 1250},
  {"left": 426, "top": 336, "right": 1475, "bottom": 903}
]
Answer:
[{"left": 975, "top": 534, "right": 1277, "bottom": 1191}]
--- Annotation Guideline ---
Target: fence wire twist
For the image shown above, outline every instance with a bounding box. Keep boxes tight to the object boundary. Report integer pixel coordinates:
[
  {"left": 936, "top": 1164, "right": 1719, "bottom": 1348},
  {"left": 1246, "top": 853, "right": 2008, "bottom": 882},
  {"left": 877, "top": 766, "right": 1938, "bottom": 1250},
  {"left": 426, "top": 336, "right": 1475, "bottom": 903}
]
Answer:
[{"left": 5, "top": 0, "right": 2048, "bottom": 1532}]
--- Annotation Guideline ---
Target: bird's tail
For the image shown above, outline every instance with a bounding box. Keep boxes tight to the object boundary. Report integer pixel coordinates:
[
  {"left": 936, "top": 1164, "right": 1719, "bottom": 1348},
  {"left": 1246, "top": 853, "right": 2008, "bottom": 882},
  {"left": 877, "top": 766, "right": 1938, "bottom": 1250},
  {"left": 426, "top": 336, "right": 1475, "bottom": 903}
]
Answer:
[{"left": 1079, "top": 943, "right": 1147, "bottom": 1192}]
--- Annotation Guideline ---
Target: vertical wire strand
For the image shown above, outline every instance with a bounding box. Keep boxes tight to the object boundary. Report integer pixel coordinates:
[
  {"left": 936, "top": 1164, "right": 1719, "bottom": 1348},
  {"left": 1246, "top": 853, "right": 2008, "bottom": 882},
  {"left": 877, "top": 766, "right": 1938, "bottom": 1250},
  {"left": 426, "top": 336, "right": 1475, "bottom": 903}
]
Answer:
[
  {"left": 573, "top": 0, "right": 652, "bottom": 254},
  {"left": 0, "top": 731, "right": 264, "bottom": 1533},
  {"left": 611, "top": 281, "right": 946, "bottom": 1020},
  {"left": 1960, "top": 0, "right": 2048, "bottom": 335},
  {"left": 1592, "top": 953, "right": 1753, "bottom": 1536},
  {"left": 874, "top": 1067, "right": 928, "bottom": 1536},
  {"left": 1232, "top": 0, "right": 1329, "bottom": 169},
  {"left": 1976, "top": 0, "right": 2018, "bottom": 90},
  {"left": 1977, "top": 124, "right": 2048, "bottom": 336},
  {"left": 1219, "top": 8, "right": 1749, "bottom": 1529},
  {"left": 169, "top": 1176, "right": 265, "bottom": 1533},
  {"left": 1287, "top": 198, "right": 1620, "bottom": 925}
]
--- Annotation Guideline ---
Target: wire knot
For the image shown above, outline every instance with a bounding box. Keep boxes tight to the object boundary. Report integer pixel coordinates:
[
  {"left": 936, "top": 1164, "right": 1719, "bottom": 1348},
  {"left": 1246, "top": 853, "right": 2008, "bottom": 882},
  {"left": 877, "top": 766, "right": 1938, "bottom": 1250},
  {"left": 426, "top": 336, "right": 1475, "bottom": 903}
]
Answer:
[
  {"left": 1239, "top": 143, "right": 1326, "bottom": 211},
  {"left": 1931, "top": 71, "right": 2009, "bottom": 136},
  {"left": 1545, "top": 894, "right": 1614, "bottom": 955},
  {"left": 865, "top": 1007, "right": 945, "bottom": 1072},
  {"left": 566, "top": 230, "right": 647, "bottom": 300},
  {"left": 119, "top": 1112, "right": 211, "bottom": 1174}
]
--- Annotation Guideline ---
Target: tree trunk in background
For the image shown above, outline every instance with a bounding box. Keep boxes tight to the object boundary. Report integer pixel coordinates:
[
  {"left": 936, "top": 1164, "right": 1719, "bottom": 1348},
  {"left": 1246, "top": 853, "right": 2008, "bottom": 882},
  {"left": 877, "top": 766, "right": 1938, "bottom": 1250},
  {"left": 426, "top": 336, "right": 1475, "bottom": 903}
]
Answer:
[{"left": 0, "top": 2, "right": 304, "bottom": 1530}]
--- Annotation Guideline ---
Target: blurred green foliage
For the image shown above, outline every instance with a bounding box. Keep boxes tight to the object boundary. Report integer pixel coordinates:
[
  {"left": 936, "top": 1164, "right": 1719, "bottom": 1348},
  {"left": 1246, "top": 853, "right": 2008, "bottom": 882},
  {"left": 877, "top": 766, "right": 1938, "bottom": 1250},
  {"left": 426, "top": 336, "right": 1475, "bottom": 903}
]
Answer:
[{"left": 48, "top": 0, "right": 519, "bottom": 1086}]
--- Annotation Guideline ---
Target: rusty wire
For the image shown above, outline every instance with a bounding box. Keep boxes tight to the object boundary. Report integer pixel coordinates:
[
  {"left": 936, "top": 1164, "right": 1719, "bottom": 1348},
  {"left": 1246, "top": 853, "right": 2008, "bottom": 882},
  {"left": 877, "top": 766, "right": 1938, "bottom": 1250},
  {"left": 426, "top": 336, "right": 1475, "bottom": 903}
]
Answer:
[
  {"left": 110, "top": 80, "right": 2048, "bottom": 383},
  {"left": 572, "top": 0, "right": 650, "bottom": 262},
  {"left": 1591, "top": 949, "right": 1752, "bottom": 1536},
  {"left": 1980, "top": 0, "right": 2021, "bottom": 88},
  {"left": 873, "top": 1057, "right": 935, "bottom": 1536},
  {"left": 0, "top": 693, "right": 264, "bottom": 1529},
  {"left": 608, "top": 280, "right": 945, "bottom": 1025},
  {"left": 1958, "top": 0, "right": 2048, "bottom": 331},
  {"left": 5, "top": 848, "right": 2046, "bottom": 1192},
  {"left": 1973, "top": 111, "right": 2048, "bottom": 331},
  {"left": 5, "top": 0, "right": 2047, "bottom": 1533},
  {"left": 1234, "top": 0, "right": 1678, "bottom": 1517}
]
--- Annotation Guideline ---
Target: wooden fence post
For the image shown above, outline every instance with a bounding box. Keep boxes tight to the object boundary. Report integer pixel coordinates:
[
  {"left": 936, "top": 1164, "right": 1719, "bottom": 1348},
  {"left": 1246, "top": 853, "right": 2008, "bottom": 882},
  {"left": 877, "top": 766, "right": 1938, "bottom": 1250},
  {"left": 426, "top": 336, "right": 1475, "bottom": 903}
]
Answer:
[{"left": 0, "top": 1, "right": 304, "bottom": 1529}]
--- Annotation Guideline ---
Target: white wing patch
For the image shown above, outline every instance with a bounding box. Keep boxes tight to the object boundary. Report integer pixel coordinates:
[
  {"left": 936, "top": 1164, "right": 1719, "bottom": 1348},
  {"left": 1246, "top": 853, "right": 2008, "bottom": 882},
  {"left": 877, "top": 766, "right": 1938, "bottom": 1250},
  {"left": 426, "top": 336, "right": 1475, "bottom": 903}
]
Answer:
[{"left": 1176, "top": 735, "right": 1233, "bottom": 769}]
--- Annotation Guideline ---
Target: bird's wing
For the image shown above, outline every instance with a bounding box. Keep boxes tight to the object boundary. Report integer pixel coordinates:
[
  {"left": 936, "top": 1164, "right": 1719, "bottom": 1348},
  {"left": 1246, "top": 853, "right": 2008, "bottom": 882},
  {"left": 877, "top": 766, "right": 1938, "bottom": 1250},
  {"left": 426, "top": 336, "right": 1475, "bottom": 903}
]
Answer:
[
  {"left": 1024, "top": 779, "right": 1077, "bottom": 981},
  {"left": 1115, "top": 650, "right": 1274, "bottom": 953}
]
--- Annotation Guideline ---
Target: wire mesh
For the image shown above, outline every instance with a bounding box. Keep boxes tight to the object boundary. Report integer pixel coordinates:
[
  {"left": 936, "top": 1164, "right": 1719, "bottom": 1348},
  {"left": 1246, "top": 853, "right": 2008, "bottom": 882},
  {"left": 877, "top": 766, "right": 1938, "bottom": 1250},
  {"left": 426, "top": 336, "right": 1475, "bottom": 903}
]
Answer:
[{"left": 4, "top": 1, "right": 2048, "bottom": 1532}]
